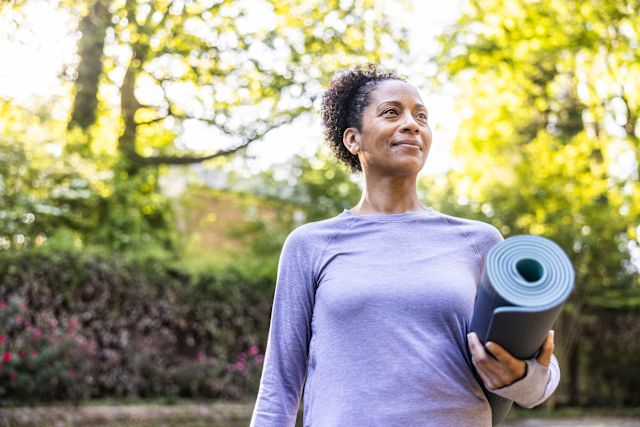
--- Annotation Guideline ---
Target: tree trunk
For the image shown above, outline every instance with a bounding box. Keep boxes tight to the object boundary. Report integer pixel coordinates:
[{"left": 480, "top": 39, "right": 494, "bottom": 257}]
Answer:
[
  {"left": 118, "top": 56, "right": 141, "bottom": 175},
  {"left": 68, "top": 0, "right": 110, "bottom": 134}
]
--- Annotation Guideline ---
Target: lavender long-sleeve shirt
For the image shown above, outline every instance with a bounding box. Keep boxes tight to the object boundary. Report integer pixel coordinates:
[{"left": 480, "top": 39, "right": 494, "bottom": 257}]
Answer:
[{"left": 251, "top": 209, "right": 560, "bottom": 427}]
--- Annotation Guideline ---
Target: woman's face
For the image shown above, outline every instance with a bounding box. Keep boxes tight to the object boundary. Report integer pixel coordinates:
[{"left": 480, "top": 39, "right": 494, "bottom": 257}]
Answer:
[{"left": 344, "top": 80, "right": 432, "bottom": 176}]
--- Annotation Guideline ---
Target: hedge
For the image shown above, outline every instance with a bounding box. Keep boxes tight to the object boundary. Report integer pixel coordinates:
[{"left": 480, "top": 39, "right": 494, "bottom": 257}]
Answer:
[{"left": 0, "top": 245, "right": 274, "bottom": 404}]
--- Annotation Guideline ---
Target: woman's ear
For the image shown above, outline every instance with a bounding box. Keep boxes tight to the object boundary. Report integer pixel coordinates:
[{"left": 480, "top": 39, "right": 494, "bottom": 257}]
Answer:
[{"left": 343, "top": 127, "right": 360, "bottom": 156}]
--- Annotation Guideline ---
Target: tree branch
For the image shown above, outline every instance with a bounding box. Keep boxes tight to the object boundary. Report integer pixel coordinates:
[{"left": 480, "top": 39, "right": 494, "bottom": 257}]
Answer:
[
  {"left": 620, "top": 88, "right": 638, "bottom": 143},
  {"left": 131, "top": 113, "right": 302, "bottom": 166},
  {"left": 132, "top": 138, "right": 255, "bottom": 166},
  {"left": 136, "top": 113, "right": 170, "bottom": 126}
]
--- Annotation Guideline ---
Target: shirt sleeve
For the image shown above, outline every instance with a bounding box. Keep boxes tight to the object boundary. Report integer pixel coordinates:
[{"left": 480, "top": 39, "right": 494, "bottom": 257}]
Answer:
[
  {"left": 250, "top": 229, "right": 317, "bottom": 427},
  {"left": 487, "top": 353, "right": 561, "bottom": 408}
]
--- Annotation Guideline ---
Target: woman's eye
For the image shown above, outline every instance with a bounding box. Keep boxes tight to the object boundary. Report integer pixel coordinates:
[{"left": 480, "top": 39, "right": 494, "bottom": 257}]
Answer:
[
  {"left": 416, "top": 112, "right": 428, "bottom": 120},
  {"left": 383, "top": 109, "right": 398, "bottom": 116}
]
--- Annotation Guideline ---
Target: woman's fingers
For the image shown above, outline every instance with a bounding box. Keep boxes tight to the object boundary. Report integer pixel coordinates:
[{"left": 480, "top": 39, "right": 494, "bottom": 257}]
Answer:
[
  {"left": 467, "top": 332, "right": 505, "bottom": 389},
  {"left": 485, "top": 341, "right": 526, "bottom": 381},
  {"left": 468, "top": 330, "right": 555, "bottom": 390},
  {"left": 536, "top": 330, "right": 555, "bottom": 367},
  {"left": 467, "top": 332, "right": 527, "bottom": 389},
  {"left": 487, "top": 341, "right": 527, "bottom": 384},
  {"left": 467, "top": 332, "right": 496, "bottom": 370},
  {"left": 467, "top": 332, "right": 486, "bottom": 359}
]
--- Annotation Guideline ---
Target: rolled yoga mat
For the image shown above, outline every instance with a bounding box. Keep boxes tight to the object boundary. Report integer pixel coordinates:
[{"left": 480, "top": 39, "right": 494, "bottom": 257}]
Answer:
[{"left": 469, "top": 234, "right": 574, "bottom": 425}]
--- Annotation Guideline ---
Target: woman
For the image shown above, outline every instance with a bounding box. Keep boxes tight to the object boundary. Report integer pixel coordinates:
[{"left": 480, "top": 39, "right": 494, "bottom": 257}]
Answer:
[{"left": 250, "top": 65, "right": 559, "bottom": 426}]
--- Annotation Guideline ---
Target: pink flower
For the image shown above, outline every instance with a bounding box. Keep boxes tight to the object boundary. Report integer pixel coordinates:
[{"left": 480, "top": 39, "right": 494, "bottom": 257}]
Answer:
[
  {"left": 0, "top": 335, "right": 6, "bottom": 345},
  {"left": 14, "top": 315, "right": 23, "bottom": 326},
  {"left": 69, "top": 318, "right": 79, "bottom": 330},
  {"left": 238, "top": 352, "right": 246, "bottom": 362},
  {"left": 49, "top": 319, "right": 58, "bottom": 328},
  {"left": 2, "top": 352, "right": 12, "bottom": 362},
  {"left": 248, "top": 345, "right": 259, "bottom": 356},
  {"left": 30, "top": 328, "right": 44, "bottom": 342},
  {"left": 255, "top": 355, "right": 264, "bottom": 363},
  {"left": 234, "top": 361, "right": 246, "bottom": 371},
  {"left": 0, "top": 300, "right": 6, "bottom": 309},
  {"left": 197, "top": 351, "right": 206, "bottom": 361}
]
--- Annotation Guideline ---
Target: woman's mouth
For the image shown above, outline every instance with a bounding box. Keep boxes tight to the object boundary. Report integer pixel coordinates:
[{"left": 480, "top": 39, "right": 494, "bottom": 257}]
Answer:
[{"left": 392, "top": 140, "right": 421, "bottom": 150}]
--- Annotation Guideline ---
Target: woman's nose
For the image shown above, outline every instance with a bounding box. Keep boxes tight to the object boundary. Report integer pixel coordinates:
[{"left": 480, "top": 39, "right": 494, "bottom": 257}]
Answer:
[{"left": 401, "top": 114, "right": 420, "bottom": 133}]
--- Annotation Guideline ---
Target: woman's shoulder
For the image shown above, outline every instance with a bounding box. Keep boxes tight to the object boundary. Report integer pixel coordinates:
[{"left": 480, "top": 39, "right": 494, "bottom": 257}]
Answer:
[
  {"left": 432, "top": 210, "right": 503, "bottom": 243},
  {"left": 282, "top": 211, "right": 353, "bottom": 253}
]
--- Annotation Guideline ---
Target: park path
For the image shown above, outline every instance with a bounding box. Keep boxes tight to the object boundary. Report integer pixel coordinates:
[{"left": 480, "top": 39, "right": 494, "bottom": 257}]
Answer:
[
  {"left": 0, "top": 403, "right": 639, "bottom": 426},
  {"left": 0, "top": 402, "right": 252, "bottom": 426}
]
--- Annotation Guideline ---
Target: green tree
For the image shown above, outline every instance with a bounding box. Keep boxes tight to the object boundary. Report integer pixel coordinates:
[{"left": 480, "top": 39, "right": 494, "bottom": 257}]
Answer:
[
  {"left": 62, "top": 0, "right": 409, "bottom": 169},
  {"left": 1, "top": 0, "right": 408, "bottom": 251},
  {"left": 435, "top": 0, "right": 640, "bottom": 405}
]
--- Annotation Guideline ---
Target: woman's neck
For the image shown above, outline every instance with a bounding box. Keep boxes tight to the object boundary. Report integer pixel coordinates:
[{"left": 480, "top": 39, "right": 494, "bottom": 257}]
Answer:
[{"left": 350, "top": 173, "right": 427, "bottom": 215}]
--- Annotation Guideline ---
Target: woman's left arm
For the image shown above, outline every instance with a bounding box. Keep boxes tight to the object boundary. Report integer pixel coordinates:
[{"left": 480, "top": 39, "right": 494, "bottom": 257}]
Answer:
[{"left": 467, "top": 330, "right": 560, "bottom": 408}]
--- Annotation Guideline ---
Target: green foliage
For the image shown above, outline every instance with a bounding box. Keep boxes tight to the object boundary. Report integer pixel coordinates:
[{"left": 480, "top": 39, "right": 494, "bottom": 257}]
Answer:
[
  {"left": 434, "top": 0, "right": 640, "bottom": 405},
  {"left": 92, "top": 166, "right": 178, "bottom": 253},
  {"left": 288, "top": 148, "right": 363, "bottom": 223},
  {"left": 74, "top": 0, "right": 408, "bottom": 167},
  {"left": 0, "top": 0, "right": 408, "bottom": 254},
  {"left": 0, "top": 134, "right": 97, "bottom": 250},
  {"left": 436, "top": 0, "right": 639, "bottom": 308},
  {"left": 0, "top": 134, "right": 176, "bottom": 255}
]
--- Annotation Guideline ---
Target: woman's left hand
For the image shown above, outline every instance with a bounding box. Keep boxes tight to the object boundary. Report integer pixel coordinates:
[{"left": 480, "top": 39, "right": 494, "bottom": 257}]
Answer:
[{"left": 466, "top": 332, "right": 529, "bottom": 390}]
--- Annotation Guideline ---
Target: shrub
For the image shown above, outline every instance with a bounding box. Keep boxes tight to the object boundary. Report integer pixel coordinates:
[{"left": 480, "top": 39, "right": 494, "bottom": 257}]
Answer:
[
  {"left": 0, "top": 297, "right": 91, "bottom": 403},
  {"left": 0, "top": 244, "right": 273, "bottom": 403}
]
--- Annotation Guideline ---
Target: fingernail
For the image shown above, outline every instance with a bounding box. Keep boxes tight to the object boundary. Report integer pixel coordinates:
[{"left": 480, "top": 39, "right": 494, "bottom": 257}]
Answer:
[{"left": 550, "top": 330, "right": 555, "bottom": 338}]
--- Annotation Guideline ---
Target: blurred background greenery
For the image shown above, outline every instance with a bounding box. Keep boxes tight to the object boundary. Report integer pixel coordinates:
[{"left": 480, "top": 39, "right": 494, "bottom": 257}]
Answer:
[{"left": 0, "top": 0, "right": 639, "bottom": 420}]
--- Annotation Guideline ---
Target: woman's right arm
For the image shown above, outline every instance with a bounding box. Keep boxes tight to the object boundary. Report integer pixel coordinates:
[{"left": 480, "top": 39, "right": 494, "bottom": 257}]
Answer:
[{"left": 250, "top": 230, "right": 317, "bottom": 427}]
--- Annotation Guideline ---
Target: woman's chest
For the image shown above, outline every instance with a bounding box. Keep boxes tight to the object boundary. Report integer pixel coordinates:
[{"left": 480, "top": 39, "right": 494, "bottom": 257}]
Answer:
[{"left": 315, "top": 238, "right": 481, "bottom": 325}]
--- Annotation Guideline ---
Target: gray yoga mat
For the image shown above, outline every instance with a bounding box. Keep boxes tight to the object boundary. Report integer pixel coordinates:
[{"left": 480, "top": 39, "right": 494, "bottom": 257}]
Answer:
[{"left": 469, "top": 234, "right": 574, "bottom": 425}]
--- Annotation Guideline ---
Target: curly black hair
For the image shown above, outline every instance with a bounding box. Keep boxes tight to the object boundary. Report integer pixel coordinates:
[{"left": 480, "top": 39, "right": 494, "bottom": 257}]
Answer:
[{"left": 320, "top": 64, "right": 404, "bottom": 172}]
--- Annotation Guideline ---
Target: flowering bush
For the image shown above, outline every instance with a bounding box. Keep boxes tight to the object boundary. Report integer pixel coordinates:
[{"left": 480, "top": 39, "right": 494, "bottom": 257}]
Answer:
[
  {"left": 130, "top": 344, "right": 265, "bottom": 401},
  {"left": 0, "top": 297, "right": 91, "bottom": 403},
  {"left": 224, "top": 344, "right": 265, "bottom": 398},
  {"left": 0, "top": 246, "right": 274, "bottom": 402}
]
